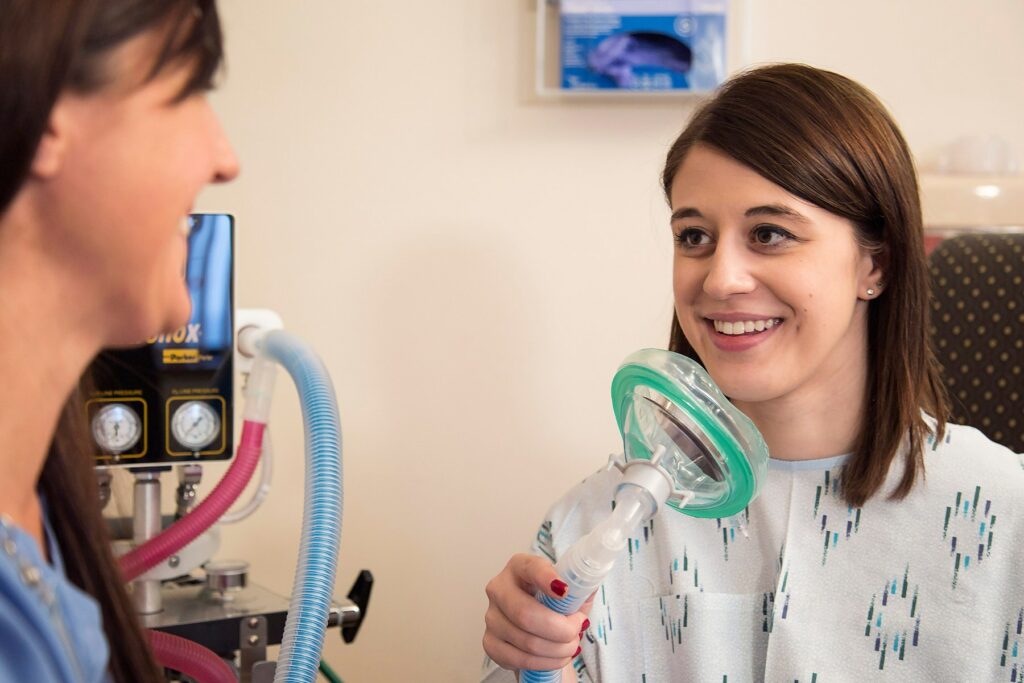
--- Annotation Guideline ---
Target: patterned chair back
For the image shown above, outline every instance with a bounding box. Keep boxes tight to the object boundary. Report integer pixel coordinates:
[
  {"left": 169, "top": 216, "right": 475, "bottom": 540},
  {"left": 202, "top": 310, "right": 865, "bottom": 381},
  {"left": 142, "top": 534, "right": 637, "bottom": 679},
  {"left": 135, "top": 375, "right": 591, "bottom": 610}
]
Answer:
[{"left": 928, "top": 232, "right": 1024, "bottom": 453}]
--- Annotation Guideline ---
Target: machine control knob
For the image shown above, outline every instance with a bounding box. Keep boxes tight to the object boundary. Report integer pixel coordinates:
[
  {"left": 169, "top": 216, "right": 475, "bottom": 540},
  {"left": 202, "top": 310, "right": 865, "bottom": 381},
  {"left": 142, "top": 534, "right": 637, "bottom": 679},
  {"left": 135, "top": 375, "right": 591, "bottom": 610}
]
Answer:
[
  {"left": 204, "top": 560, "right": 249, "bottom": 596},
  {"left": 341, "top": 569, "right": 374, "bottom": 644}
]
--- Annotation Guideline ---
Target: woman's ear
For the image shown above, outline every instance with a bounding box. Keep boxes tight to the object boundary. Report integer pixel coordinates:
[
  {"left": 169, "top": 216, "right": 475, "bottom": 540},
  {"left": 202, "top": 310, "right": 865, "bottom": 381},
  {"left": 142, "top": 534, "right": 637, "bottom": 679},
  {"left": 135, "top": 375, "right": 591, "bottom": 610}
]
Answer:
[
  {"left": 857, "top": 242, "right": 888, "bottom": 300},
  {"left": 30, "top": 100, "right": 72, "bottom": 179}
]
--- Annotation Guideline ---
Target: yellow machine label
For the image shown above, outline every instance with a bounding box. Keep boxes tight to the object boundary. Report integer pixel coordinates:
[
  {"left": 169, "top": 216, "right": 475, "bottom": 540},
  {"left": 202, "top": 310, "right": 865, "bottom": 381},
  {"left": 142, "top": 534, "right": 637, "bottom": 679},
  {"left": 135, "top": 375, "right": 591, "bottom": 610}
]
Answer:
[{"left": 163, "top": 349, "right": 201, "bottom": 364}]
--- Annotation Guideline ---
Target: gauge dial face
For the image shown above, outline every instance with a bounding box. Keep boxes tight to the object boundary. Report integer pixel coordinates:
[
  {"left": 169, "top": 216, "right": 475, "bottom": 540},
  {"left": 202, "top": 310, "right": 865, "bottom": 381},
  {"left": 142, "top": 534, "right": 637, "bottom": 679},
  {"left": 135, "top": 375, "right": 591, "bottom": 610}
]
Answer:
[
  {"left": 91, "top": 403, "right": 142, "bottom": 454},
  {"left": 171, "top": 400, "right": 221, "bottom": 451}
]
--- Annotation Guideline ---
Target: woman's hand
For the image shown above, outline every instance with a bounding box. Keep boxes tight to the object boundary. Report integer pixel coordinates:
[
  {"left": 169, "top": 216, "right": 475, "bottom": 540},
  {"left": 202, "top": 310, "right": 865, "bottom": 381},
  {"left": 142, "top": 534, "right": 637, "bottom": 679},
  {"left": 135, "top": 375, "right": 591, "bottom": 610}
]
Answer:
[{"left": 483, "top": 553, "right": 594, "bottom": 674}]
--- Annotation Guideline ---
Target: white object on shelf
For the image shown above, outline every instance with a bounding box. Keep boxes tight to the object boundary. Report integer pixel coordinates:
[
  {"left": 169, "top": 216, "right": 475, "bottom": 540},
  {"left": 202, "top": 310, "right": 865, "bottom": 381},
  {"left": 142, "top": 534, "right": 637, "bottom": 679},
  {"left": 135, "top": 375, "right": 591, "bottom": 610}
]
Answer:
[
  {"left": 920, "top": 173, "right": 1024, "bottom": 231},
  {"left": 937, "top": 135, "right": 1020, "bottom": 176}
]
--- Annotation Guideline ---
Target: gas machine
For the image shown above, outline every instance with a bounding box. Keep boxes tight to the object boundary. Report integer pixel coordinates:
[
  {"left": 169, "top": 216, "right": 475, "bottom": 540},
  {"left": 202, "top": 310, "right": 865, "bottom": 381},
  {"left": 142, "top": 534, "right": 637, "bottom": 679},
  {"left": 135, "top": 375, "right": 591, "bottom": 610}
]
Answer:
[{"left": 89, "top": 214, "right": 370, "bottom": 683}]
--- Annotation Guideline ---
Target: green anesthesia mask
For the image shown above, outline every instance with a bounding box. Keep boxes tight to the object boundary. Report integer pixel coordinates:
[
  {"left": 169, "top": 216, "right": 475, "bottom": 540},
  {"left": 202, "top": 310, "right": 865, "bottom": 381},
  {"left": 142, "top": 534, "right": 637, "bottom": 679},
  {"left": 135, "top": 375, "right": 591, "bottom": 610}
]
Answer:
[{"left": 611, "top": 349, "right": 769, "bottom": 518}]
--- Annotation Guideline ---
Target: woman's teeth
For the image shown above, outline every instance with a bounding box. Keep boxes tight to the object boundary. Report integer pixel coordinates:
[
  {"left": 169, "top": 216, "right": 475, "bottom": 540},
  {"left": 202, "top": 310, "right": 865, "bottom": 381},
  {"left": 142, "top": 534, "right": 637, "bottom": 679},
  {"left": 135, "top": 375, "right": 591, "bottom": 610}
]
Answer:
[{"left": 713, "top": 318, "right": 781, "bottom": 335}]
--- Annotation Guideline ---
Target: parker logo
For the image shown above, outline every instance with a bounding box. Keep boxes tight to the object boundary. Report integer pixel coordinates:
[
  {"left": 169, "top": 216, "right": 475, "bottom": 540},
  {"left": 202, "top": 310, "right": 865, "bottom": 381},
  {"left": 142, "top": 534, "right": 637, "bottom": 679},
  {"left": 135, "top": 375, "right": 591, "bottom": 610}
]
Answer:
[
  {"left": 163, "top": 349, "right": 200, "bottom": 364},
  {"left": 148, "top": 323, "right": 202, "bottom": 345}
]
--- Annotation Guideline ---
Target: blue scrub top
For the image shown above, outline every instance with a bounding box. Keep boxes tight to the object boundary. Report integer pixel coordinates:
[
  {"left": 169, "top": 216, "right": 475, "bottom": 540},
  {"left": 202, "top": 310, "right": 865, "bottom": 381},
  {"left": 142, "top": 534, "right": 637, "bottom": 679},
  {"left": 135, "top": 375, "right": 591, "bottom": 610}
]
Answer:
[{"left": 0, "top": 511, "right": 112, "bottom": 683}]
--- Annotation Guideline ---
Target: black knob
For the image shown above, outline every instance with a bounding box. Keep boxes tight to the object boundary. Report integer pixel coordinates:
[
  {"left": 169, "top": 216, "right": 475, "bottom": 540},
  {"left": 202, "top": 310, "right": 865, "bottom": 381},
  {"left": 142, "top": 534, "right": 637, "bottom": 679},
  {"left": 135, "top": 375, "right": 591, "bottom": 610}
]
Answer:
[{"left": 342, "top": 569, "right": 374, "bottom": 644}]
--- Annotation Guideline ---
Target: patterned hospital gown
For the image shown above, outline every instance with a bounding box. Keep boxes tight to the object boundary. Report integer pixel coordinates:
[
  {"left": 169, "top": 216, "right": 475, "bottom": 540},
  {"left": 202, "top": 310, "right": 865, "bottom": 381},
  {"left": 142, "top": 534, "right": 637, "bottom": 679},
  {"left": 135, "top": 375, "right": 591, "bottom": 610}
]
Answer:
[{"left": 482, "top": 422, "right": 1024, "bottom": 682}]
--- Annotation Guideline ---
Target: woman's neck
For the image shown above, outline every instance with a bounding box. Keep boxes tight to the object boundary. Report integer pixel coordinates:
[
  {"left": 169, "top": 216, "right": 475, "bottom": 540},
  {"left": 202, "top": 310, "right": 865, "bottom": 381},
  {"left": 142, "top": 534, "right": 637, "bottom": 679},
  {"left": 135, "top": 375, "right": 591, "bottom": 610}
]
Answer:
[
  {"left": 0, "top": 206, "right": 103, "bottom": 554},
  {"left": 733, "top": 352, "right": 867, "bottom": 462}
]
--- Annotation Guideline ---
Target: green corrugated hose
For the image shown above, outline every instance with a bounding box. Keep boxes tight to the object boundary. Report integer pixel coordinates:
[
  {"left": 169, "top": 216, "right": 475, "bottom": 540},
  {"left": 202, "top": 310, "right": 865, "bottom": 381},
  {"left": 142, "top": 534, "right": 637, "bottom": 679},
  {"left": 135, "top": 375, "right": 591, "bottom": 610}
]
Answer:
[{"left": 319, "top": 659, "right": 343, "bottom": 683}]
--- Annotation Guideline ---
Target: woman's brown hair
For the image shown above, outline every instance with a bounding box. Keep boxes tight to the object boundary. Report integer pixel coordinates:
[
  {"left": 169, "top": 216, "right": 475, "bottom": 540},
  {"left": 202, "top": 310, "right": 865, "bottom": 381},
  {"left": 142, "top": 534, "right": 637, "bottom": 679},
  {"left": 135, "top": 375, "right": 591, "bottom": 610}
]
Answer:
[
  {"left": 0, "top": 1, "right": 224, "bottom": 680},
  {"left": 661, "top": 63, "right": 949, "bottom": 506}
]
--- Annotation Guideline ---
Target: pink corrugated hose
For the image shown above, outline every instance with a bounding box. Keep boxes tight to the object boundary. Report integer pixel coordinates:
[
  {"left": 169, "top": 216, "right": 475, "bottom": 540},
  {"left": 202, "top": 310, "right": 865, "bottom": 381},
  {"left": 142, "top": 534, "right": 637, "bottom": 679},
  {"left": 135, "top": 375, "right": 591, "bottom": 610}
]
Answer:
[
  {"left": 119, "top": 421, "right": 266, "bottom": 581},
  {"left": 149, "top": 630, "right": 236, "bottom": 683}
]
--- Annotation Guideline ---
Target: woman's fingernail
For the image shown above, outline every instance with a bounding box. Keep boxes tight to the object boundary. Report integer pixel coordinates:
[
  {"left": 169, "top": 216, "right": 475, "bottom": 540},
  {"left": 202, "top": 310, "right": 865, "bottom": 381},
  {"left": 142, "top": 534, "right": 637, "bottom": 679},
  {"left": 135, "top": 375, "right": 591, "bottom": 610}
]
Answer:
[
  {"left": 582, "top": 618, "right": 590, "bottom": 631},
  {"left": 551, "top": 579, "right": 568, "bottom": 597},
  {"left": 573, "top": 646, "right": 582, "bottom": 657}
]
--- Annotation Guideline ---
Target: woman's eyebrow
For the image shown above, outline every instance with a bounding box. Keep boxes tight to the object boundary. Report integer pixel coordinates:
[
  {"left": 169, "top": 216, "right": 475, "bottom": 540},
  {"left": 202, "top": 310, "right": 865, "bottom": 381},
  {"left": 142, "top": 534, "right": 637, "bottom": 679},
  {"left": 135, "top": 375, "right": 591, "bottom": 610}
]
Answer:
[
  {"left": 670, "top": 207, "right": 704, "bottom": 221},
  {"left": 671, "top": 204, "right": 810, "bottom": 223},
  {"left": 745, "top": 204, "right": 809, "bottom": 222}
]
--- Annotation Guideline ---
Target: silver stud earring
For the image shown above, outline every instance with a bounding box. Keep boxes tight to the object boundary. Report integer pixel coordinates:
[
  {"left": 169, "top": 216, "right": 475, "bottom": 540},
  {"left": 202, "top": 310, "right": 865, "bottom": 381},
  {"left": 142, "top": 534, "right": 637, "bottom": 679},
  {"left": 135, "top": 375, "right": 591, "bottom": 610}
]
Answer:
[{"left": 866, "top": 288, "right": 875, "bottom": 297}]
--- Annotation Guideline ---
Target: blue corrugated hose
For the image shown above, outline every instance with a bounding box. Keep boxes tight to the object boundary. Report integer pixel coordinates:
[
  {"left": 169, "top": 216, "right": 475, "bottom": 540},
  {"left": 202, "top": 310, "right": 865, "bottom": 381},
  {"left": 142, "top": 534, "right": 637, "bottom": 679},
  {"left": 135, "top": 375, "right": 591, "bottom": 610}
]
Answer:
[
  {"left": 264, "top": 331, "right": 343, "bottom": 683},
  {"left": 520, "top": 590, "right": 587, "bottom": 682}
]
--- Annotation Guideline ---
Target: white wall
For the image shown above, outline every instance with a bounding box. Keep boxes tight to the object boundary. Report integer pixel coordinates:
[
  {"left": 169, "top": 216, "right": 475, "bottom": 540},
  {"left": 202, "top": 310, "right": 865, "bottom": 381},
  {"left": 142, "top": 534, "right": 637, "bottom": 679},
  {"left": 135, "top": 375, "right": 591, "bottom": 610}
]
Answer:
[{"left": 194, "top": 1, "right": 1024, "bottom": 680}]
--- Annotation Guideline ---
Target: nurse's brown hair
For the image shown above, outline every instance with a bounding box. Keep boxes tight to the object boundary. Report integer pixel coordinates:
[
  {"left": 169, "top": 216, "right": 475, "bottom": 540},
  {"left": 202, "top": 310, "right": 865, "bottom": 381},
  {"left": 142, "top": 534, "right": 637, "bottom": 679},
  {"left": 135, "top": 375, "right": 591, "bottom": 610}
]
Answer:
[{"left": 661, "top": 63, "right": 949, "bottom": 506}]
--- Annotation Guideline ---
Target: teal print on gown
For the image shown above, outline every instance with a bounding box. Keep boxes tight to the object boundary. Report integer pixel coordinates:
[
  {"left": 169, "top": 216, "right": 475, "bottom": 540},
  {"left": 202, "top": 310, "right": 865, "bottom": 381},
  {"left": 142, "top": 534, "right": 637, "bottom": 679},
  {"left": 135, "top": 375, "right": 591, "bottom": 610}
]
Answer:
[
  {"left": 942, "top": 485, "right": 995, "bottom": 589},
  {"left": 864, "top": 565, "right": 921, "bottom": 670},
  {"left": 999, "top": 608, "right": 1022, "bottom": 681},
  {"left": 812, "top": 468, "right": 863, "bottom": 565}
]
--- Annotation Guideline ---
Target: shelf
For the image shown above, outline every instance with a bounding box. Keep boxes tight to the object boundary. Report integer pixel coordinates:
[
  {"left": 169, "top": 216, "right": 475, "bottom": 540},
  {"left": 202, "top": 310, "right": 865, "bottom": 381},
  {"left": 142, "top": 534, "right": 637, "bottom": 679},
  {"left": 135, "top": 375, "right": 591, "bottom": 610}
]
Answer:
[
  {"left": 533, "top": 0, "right": 749, "bottom": 102},
  {"left": 920, "top": 173, "right": 1024, "bottom": 228}
]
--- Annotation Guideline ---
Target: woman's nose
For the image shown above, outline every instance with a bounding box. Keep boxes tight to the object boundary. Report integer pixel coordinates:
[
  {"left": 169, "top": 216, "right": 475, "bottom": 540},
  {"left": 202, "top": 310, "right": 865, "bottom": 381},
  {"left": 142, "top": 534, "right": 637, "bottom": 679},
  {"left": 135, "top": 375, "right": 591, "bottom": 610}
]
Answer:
[
  {"left": 211, "top": 133, "right": 240, "bottom": 184},
  {"left": 702, "top": 243, "right": 756, "bottom": 299},
  {"left": 206, "top": 111, "right": 240, "bottom": 184}
]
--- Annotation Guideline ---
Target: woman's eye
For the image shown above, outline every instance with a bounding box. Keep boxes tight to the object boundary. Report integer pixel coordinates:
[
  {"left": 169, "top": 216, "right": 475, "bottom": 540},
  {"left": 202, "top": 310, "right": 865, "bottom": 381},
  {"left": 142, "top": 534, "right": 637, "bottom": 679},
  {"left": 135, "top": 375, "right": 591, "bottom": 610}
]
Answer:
[
  {"left": 675, "top": 228, "right": 711, "bottom": 248},
  {"left": 752, "top": 225, "right": 794, "bottom": 247}
]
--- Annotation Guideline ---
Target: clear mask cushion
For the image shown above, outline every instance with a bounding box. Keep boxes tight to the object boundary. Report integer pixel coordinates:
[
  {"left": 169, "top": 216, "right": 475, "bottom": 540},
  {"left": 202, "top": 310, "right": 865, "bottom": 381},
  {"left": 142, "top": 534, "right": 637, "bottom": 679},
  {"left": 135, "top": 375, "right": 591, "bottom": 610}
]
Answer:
[{"left": 610, "top": 349, "right": 769, "bottom": 518}]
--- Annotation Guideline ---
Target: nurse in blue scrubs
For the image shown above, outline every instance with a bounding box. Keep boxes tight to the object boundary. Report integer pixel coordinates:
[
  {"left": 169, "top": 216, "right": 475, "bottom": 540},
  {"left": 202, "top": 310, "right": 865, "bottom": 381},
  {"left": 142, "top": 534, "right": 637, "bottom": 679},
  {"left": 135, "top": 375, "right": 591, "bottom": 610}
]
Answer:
[{"left": 0, "top": 2, "right": 238, "bottom": 680}]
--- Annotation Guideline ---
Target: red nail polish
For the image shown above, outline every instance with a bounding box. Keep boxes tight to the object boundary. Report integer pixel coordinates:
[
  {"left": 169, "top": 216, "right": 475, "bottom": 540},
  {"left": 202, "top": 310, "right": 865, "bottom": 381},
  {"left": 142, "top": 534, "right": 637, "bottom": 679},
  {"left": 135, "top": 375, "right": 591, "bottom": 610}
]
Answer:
[
  {"left": 573, "top": 646, "right": 582, "bottom": 657},
  {"left": 550, "top": 579, "right": 568, "bottom": 597},
  {"left": 582, "top": 618, "right": 590, "bottom": 631}
]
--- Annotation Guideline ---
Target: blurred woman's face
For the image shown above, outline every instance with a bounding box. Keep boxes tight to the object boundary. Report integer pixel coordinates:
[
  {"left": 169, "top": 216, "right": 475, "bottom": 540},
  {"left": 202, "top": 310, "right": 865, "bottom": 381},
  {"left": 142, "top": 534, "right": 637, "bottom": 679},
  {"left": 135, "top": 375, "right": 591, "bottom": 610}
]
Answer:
[{"left": 42, "top": 29, "right": 239, "bottom": 346}]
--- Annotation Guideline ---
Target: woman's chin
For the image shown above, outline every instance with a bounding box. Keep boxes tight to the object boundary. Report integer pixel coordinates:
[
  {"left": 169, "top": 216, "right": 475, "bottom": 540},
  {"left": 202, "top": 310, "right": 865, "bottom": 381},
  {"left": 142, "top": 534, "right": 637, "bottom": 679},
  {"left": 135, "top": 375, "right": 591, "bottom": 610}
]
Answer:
[
  {"left": 704, "top": 371, "right": 781, "bottom": 406},
  {"left": 165, "top": 300, "right": 193, "bottom": 334},
  {"left": 105, "top": 298, "right": 192, "bottom": 348}
]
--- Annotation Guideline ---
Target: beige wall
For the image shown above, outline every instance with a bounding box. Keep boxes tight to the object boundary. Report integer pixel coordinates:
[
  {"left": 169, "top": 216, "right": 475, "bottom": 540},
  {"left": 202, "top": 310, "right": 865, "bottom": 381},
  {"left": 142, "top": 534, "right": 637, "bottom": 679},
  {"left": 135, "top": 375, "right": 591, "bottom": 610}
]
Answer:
[{"left": 193, "top": 1, "right": 1024, "bottom": 680}]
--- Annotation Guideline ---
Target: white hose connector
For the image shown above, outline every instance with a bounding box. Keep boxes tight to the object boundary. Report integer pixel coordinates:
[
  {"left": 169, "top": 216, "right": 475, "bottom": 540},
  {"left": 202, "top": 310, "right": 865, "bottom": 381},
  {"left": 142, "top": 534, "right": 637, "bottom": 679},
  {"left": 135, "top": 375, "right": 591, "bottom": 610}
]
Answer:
[
  {"left": 237, "top": 324, "right": 267, "bottom": 360},
  {"left": 559, "top": 485, "right": 652, "bottom": 587},
  {"left": 243, "top": 352, "right": 277, "bottom": 423},
  {"left": 616, "top": 458, "right": 673, "bottom": 516},
  {"left": 536, "top": 446, "right": 678, "bottom": 614},
  {"left": 219, "top": 428, "right": 274, "bottom": 525}
]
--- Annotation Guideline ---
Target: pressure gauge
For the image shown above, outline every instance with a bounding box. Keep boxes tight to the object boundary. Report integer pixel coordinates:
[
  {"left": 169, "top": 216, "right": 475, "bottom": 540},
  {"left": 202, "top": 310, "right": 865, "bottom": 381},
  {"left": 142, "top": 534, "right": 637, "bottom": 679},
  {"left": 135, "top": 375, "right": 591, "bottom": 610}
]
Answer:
[
  {"left": 171, "top": 400, "right": 221, "bottom": 451},
  {"left": 91, "top": 403, "right": 142, "bottom": 454}
]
